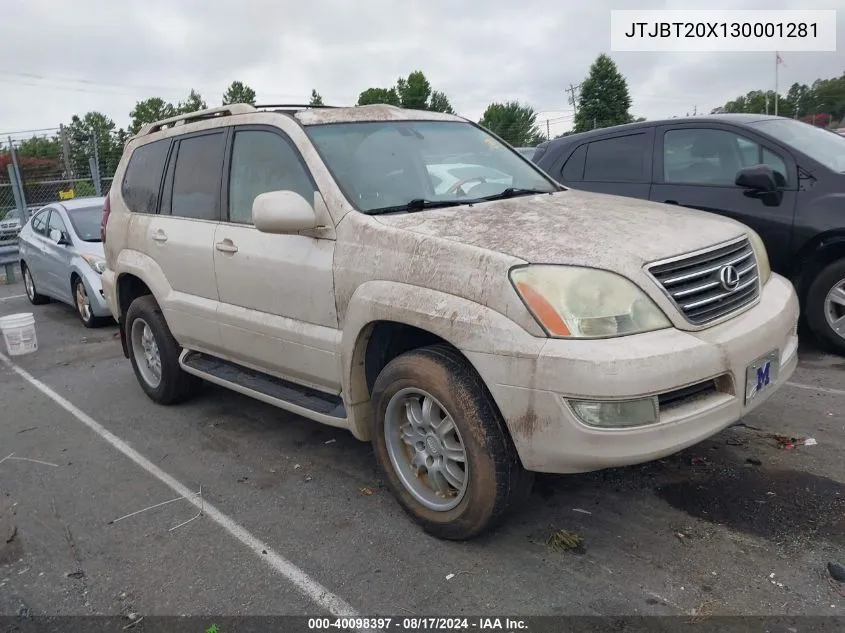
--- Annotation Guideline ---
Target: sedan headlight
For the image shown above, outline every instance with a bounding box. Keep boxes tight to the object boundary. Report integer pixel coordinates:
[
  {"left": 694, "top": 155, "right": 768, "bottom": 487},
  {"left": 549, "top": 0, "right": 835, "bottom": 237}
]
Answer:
[
  {"left": 746, "top": 229, "right": 771, "bottom": 285},
  {"left": 510, "top": 265, "right": 671, "bottom": 338},
  {"left": 82, "top": 253, "right": 107, "bottom": 275}
]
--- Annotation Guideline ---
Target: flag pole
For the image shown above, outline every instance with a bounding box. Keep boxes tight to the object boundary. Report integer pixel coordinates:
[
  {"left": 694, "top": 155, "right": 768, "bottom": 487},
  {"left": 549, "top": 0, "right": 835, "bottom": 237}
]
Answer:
[{"left": 774, "top": 51, "right": 779, "bottom": 116}]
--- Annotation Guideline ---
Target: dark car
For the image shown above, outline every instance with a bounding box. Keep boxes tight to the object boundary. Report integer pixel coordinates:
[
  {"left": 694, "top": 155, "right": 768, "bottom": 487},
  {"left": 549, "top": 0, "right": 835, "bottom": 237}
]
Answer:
[{"left": 533, "top": 114, "right": 845, "bottom": 353}]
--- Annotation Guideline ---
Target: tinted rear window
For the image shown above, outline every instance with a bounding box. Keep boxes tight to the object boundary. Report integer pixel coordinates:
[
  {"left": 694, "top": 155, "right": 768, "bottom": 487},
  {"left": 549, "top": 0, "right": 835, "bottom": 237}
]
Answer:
[
  {"left": 561, "top": 144, "right": 587, "bottom": 181},
  {"left": 583, "top": 133, "right": 648, "bottom": 182},
  {"left": 67, "top": 206, "right": 104, "bottom": 242},
  {"left": 121, "top": 139, "right": 170, "bottom": 214},
  {"left": 169, "top": 132, "right": 226, "bottom": 221}
]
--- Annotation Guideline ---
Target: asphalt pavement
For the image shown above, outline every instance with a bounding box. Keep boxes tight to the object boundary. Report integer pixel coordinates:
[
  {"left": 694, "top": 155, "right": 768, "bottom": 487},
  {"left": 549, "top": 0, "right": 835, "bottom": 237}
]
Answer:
[{"left": 1, "top": 277, "right": 843, "bottom": 618}]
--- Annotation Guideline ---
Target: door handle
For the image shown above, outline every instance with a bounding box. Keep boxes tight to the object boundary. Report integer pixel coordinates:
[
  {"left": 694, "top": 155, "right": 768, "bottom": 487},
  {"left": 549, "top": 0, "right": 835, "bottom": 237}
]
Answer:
[
  {"left": 152, "top": 230, "right": 168, "bottom": 243},
  {"left": 215, "top": 239, "right": 238, "bottom": 254}
]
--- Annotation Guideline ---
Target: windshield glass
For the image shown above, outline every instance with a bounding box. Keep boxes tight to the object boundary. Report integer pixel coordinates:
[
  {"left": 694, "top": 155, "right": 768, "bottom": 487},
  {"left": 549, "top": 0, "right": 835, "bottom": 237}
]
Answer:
[
  {"left": 66, "top": 205, "right": 104, "bottom": 242},
  {"left": 749, "top": 119, "right": 845, "bottom": 172},
  {"left": 305, "top": 120, "right": 557, "bottom": 213}
]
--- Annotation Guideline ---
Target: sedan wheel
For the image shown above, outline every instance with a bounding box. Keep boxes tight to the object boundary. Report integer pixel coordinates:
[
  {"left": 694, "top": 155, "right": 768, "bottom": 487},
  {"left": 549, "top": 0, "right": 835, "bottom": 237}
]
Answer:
[
  {"left": 22, "top": 264, "right": 49, "bottom": 305},
  {"left": 75, "top": 280, "right": 92, "bottom": 324}
]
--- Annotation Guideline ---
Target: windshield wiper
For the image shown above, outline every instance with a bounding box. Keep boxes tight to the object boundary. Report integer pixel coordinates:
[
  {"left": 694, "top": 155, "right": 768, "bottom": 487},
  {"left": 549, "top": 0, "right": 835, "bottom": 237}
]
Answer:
[
  {"left": 368, "top": 199, "right": 467, "bottom": 215},
  {"left": 477, "top": 187, "right": 554, "bottom": 202}
]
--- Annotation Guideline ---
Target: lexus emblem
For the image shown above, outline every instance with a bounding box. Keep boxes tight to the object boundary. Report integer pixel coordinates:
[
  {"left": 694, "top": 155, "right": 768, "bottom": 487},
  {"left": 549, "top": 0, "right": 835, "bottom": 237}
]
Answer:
[{"left": 719, "top": 265, "right": 740, "bottom": 291}]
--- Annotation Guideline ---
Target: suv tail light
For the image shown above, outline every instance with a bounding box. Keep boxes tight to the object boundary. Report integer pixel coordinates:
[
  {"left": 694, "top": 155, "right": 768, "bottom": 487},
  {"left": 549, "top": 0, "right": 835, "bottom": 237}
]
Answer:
[{"left": 101, "top": 195, "right": 111, "bottom": 243}]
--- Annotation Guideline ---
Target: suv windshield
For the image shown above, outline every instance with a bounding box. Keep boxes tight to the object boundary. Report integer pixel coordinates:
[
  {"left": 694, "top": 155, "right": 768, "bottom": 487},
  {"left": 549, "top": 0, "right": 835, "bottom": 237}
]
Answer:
[
  {"left": 749, "top": 118, "right": 845, "bottom": 173},
  {"left": 306, "top": 120, "right": 558, "bottom": 213}
]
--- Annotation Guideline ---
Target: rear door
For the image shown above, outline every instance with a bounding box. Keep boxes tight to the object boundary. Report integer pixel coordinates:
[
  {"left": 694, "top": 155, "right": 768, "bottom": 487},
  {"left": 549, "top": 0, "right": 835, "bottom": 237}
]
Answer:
[
  {"left": 556, "top": 130, "right": 654, "bottom": 199},
  {"left": 649, "top": 124, "right": 798, "bottom": 273},
  {"left": 21, "top": 208, "right": 53, "bottom": 292},
  {"left": 41, "top": 209, "right": 74, "bottom": 301},
  {"left": 142, "top": 129, "right": 228, "bottom": 353}
]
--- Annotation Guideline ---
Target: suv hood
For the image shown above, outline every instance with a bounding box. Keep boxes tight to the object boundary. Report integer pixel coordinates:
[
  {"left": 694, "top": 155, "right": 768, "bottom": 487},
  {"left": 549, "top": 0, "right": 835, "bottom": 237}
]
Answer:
[{"left": 372, "top": 189, "right": 748, "bottom": 271}]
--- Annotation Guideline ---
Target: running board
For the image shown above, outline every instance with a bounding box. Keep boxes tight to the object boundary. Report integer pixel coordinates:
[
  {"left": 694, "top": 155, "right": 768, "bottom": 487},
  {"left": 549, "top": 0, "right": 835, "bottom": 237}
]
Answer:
[{"left": 179, "top": 350, "right": 348, "bottom": 428}]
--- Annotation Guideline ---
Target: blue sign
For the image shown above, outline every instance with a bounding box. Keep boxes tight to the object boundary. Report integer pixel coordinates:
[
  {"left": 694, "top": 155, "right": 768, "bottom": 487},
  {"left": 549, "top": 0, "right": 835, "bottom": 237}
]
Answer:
[{"left": 756, "top": 362, "right": 771, "bottom": 392}]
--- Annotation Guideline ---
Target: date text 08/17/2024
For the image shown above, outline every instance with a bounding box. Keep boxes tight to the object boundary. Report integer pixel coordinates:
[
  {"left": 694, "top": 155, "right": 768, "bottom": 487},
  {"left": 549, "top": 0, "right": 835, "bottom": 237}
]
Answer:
[{"left": 306, "top": 617, "right": 529, "bottom": 630}]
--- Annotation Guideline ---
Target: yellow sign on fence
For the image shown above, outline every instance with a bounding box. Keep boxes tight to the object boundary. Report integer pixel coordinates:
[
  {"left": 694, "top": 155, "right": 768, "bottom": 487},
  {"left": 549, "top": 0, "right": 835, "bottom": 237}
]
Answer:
[{"left": 58, "top": 190, "right": 75, "bottom": 200}]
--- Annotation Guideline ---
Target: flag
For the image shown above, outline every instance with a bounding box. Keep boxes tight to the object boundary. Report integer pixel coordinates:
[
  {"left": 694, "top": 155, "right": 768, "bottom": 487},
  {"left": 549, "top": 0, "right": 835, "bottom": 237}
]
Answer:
[{"left": 776, "top": 52, "right": 785, "bottom": 66}]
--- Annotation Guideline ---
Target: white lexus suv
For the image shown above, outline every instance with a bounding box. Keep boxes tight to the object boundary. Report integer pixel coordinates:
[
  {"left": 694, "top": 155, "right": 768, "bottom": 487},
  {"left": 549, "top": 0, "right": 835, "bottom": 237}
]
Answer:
[{"left": 100, "top": 103, "right": 799, "bottom": 540}]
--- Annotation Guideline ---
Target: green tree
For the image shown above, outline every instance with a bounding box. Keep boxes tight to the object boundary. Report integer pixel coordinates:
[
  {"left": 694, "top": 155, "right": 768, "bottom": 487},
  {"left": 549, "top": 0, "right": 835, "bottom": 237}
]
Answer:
[
  {"left": 479, "top": 101, "right": 545, "bottom": 146},
  {"left": 717, "top": 90, "right": 793, "bottom": 117},
  {"left": 222, "top": 81, "right": 256, "bottom": 106},
  {"left": 129, "top": 97, "right": 176, "bottom": 135},
  {"left": 177, "top": 89, "right": 207, "bottom": 114},
  {"left": 356, "top": 71, "right": 454, "bottom": 112},
  {"left": 309, "top": 89, "right": 324, "bottom": 106},
  {"left": 573, "top": 54, "right": 633, "bottom": 133},
  {"left": 17, "top": 135, "right": 60, "bottom": 159},
  {"left": 357, "top": 87, "right": 400, "bottom": 107},
  {"left": 65, "top": 112, "right": 121, "bottom": 178}
]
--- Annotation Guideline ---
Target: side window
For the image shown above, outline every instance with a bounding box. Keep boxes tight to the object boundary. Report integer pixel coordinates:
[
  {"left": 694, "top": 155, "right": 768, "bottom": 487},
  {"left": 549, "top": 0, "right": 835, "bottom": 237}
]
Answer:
[
  {"left": 169, "top": 132, "right": 227, "bottom": 221},
  {"left": 30, "top": 209, "right": 49, "bottom": 236},
  {"left": 560, "top": 144, "right": 587, "bottom": 181},
  {"left": 663, "top": 128, "right": 789, "bottom": 186},
  {"left": 583, "top": 134, "right": 647, "bottom": 182},
  {"left": 227, "top": 130, "right": 316, "bottom": 225},
  {"left": 48, "top": 210, "right": 68, "bottom": 239},
  {"left": 121, "top": 139, "right": 170, "bottom": 214},
  {"left": 762, "top": 148, "right": 788, "bottom": 183}
]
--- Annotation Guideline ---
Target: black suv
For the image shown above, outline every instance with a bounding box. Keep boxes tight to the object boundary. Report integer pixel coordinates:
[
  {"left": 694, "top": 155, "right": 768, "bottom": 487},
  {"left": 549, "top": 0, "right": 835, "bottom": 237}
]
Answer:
[{"left": 533, "top": 114, "right": 845, "bottom": 353}]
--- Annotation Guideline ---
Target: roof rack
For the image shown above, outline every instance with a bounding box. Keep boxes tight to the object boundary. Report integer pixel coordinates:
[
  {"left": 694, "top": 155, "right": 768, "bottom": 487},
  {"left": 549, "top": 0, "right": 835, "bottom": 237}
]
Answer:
[
  {"left": 254, "top": 103, "right": 339, "bottom": 111},
  {"left": 138, "top": 104, "right": 257, "bottom": 136}
]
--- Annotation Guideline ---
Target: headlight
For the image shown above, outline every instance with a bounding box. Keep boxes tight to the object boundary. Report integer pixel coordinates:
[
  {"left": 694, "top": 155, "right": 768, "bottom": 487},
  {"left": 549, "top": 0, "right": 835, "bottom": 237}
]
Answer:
[
  {"left": 746, "top": 229, "right": 771, "bottom": 285},
  {"left": 510, "top": 265, "right": 671, "bottom": 338},
  {"left": 82, "top": 253, "right": 107, "bottom": 274}
]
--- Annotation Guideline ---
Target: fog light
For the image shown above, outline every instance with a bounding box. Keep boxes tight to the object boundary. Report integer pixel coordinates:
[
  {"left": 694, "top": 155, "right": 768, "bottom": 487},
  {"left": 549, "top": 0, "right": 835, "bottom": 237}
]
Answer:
[{"left": 569, "top": 397, "right": 659, "bottom": 428}]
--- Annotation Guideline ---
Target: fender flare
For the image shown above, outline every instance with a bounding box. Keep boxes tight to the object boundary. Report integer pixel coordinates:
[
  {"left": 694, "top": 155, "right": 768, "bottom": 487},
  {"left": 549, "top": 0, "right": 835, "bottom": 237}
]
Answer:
[{"left": 340, "top": 280, "right": 544, "bottom": 440}]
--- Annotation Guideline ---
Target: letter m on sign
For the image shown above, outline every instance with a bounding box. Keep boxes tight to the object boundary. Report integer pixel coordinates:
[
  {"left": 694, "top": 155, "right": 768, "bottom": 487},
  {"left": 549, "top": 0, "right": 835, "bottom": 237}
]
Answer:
[{"left": 756, "top": 362, "right": 771, "bottom": 391}]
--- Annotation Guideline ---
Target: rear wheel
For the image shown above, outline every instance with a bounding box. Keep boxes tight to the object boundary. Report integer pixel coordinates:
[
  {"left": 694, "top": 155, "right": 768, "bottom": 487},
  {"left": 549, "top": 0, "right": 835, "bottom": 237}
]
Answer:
[
  {"left": 125, "top": 295, "right": 201, "bottom": 404},
  {"left": 806, "top": 259, "right": 845, "bottom": 355},
  {"left": 21, "top": 263, "right": 49, "bottom": 305},
  {"left": 371, "top": 344, "right": 532, "bottom": 540}
]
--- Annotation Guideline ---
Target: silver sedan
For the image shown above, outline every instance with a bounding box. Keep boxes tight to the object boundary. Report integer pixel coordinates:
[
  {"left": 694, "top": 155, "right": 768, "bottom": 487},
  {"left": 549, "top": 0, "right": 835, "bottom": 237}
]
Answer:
[{"left": 18, "top": 197, "right": 113, "bottom": 328}]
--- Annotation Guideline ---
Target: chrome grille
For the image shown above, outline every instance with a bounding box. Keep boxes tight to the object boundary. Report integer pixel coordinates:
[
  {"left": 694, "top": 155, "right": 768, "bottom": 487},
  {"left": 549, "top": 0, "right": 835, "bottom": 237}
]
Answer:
[{"left": 647, "top": 237, "right": 760, "bottom": 325}]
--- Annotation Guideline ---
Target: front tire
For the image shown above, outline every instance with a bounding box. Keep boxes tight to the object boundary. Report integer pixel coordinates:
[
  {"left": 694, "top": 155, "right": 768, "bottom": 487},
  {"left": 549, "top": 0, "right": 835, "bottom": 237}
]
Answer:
[
  {"left": 21, "top": 263, "right": 49, "bottom": 305},
  {"left": 805, "top": 259, "right": 845, "bottom": 355},
  {"left": 73, "top": 277, "right": 108, "bottom": 328},
  {"left": 125, "top": 295, "right": 201, "bottom": 404},
  {"left": 371, "top": 344, "right": 532, "bottom": 540}
]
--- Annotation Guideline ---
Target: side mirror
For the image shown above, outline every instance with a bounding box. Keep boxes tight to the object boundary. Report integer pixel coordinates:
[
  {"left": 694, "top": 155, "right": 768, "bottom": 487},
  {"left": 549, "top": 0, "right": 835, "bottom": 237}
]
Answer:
[
  {"left": 252, "top": 191, "right": 318, "bottom": 235},
  {"left": 735, "top": 165, "right": 777, "bottom": 193},
  {"left": 49, "top": 229, "right": 68, "bottom": 245}
]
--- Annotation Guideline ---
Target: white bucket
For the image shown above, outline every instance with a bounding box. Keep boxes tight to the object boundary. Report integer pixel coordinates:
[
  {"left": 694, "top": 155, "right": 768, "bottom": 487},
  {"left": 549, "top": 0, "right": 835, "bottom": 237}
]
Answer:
[{"left": 0, "top": 312, "right": 38, "bottom": 356}]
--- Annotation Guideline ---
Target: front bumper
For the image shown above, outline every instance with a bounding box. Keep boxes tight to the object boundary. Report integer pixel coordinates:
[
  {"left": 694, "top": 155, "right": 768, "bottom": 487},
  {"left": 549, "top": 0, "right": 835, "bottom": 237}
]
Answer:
[
  {"left": 466, "top": 273, "right": 799, "bottom": 473},
  {"left": 78, "top": 267, "right": 112, "bottom": 318}
]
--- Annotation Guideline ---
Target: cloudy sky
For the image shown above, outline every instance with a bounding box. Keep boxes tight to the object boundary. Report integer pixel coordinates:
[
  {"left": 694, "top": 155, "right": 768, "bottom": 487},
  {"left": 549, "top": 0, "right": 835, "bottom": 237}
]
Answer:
[{"left": 0, "top": 0, "right": 842, "bottom": 140}]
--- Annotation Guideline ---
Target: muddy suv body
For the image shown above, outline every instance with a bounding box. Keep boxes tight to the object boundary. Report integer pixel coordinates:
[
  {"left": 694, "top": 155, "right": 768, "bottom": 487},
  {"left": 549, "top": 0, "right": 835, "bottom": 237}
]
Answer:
[{"left": 101, "top": 103, "right": 799, "bottom": 539}]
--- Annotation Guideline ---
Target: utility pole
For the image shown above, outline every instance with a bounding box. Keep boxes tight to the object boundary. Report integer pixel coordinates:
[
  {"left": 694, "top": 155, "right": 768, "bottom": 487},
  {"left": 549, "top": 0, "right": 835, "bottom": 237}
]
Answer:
[
  {"left": 765, "top": 93, "right": 769, "bottom": 115},
  {"left": 693, "top": 104, "right": 697, "bottom": 116},
  {"left": 566, "top": 83, "right": 580, "bottom": 114},
  {"left": 60, "top": 124, "right": 73, "bottom": 179},
  {"left": 546, "top": 119, "right": 551, "bottom": 140}
]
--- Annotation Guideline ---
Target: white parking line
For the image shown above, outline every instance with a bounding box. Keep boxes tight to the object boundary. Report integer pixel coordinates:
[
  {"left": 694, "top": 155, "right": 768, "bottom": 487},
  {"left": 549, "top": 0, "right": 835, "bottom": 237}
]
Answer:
[
  {"left": 0, "top": 351, "right": 363, "bottom": 620},
  {"left": 0, "top": 294, "right": 26, "bottom": 301},
  {"left": 786, "top": 381, "right": 845, "bottom": 397}
]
